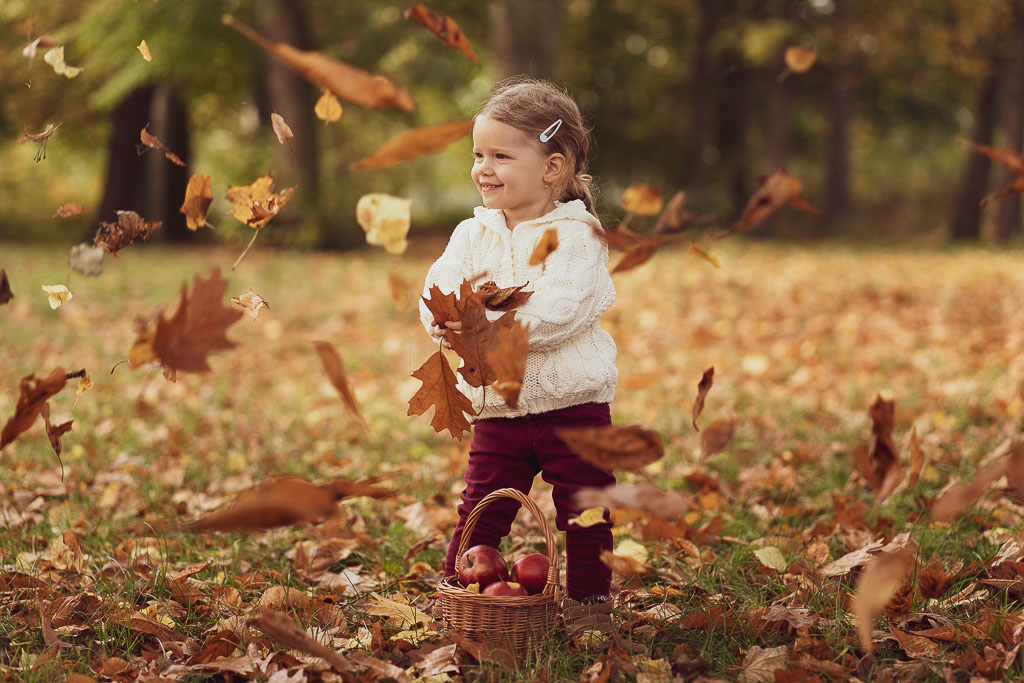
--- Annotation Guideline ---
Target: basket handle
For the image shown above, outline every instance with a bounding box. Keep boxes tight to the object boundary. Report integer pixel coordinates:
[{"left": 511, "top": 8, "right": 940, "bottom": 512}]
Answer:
[{"left": 454, "top": 487, "right": 560, "bottom": 595}]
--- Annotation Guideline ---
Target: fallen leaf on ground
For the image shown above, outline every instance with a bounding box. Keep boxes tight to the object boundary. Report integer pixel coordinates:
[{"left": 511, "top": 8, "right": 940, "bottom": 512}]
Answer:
[
  {"left": 41, "top": 284, "right": 72, "bottom": 310},
  {"left": 351, "top": 119, "right": 472, "bottom": 170},
  {"left": 356, "top": 193, "right": 411, "bottom": 254},
  {"left": 40, "top": 403, "right": 72, "bottom": 457},
  {"left": 312, "top": 340, "right": 367, "bottom": 427},
  {"left": 252, "top": 608, "right": 352, "bottom": 672},
  {"left": 754, "top": 546, "right": 788, "bottom": 571},
  {"left": 556, "top": 424, "right": 664, "bottom": 472},
  {"left": 68, "top": 244, "right": 103, "bottom": 277},
  {"left": 230, "top": 289, "right": 269, "bottom": 321},
  {"left": 852, "top": 548, "right": 915, "bottom": 652},
  {"left": 405, "top": 5, "right": 480, "bottom": 65},
  {"left": 180, "top": 174, "right": 213, "bottom": 230},
  {"left": 738, "top": 645, "right": 789, "bottom": 683},
  {"left": 1, "top": 368, "right": 68, "bottom": 450},
  {"left": 93, "top": 210, "right": 162, "bottom": 255},
  {"left": 693, "top": 367, "right": 714, "bottom": 430}
]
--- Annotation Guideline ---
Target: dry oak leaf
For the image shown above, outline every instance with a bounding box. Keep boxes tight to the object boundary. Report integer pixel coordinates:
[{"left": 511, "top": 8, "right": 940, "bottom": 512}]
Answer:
[
  {"left": 611, "top": 236, "right": 662, "bottom": 274},
  {"left": 40, "top": 403, "right": 73, "bottom": 457},
  {"left": 54, "top": 203, "right": 87, "bottom": 218},
  {"left": 575, "top": 482, "right": 692, "bottom": 520},
  {"left": 486, "top": 320, "right": 529, "bottom": 408},
  {"left": 405, "top": 4, "right": 480, "bottom": 65},
  {"left": 314, "top": 90, "right": 343, "bottom": 123},
  {"left": 1, "top": 367, "right": 67, "bottom": 450},
  {"left": 270, "top": 112, "right": 293, "bottom": 143},
  {"left": 180, "top": 174, "right": 213, "bottom": 230},
  {"left": 701, "top": 419, "right": 737, "bottom": 459},
  {"left": 723, "top": 169, "right": 819, "bottom": 237},
  {"left": 477, "top": 280, "right": 533, "bottom": 311},
  {"left": 140, "top": 124, "right": 184, "bottom": 166},
  {"left": 448, "top": 295, "right": 507, "bottom": 388},
  {"left": 137, "top": 40, "right": 152, "bottom": 61},
  {"left": 351, "top": 119, "right": 473, "bottom": 170},
  {"left": 422, "top": 283, "right": 462, "bottom": 327},
  {"left": 223, "top": 14, "right": 415, "bottom": 111},
  {"left": 356, "top": 193, "right": 411, "bottom": 254},
  {"left": 152, "top": 269, "right": 243, "bottom": 373},
  {"left": 693, "top": 366, "right": 715, "bottom": 431},
  {"left": 230, "top": 289, "right": 269, "bottom": 320},
  {"left": 312, "top": 340, "right": 367, "bottom": 427},
  {"left": 43, "top": 46, "right": 81, "bottom": 78},
  {"left": 225, "top": 175, "right": 296, "bottom": 229},
  {"left": 530, "top": 227, "right": 560, "bottom": 266},
  {"left": 0, "top": 270, "right": 12, "bottom": 305},
  {"left": 93, "top": 210, "right": 162, "bottom": 255},
  {"left": 852, "top": 547, "right": 915, "bottom": 652},
  {"left": 556, "top": 424, "right": 664, "bottom": 472},
  {"left": 620, "top": 184, "right": 664, "bottom": 216},
  {"left": 738, "top": 645, "right": 789, "bottom": 683},
  {"left": 68, "top": 243, "right": 103, "bottom": 277},
  {"left": 654, "top": 191, "right": 699, "bottom": 235},
  {"left": 41, "top": 284, "right": 72, "bottom": 310},
  {"left": 407, "top": 348, "right": 475, "bottom": 440},
  {"left": 252, "top": 608, "right": 353, "bottom": 672}
]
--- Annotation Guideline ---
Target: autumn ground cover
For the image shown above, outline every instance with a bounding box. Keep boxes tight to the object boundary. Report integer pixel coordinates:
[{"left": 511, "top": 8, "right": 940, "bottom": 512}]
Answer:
[{"left": 2, "top": 239, "right": 1024, "bottom": 682}]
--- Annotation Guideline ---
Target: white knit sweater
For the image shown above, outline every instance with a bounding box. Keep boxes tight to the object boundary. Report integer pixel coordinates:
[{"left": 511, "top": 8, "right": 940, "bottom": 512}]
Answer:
[{"left": 419, "top": 199, "right": 618, "bottom": 419}]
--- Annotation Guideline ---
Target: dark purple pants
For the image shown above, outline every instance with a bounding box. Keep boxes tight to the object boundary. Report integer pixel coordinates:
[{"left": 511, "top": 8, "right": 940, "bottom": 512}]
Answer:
[{"left": 443, "top": 402, "right": 616, "bottom": 601}]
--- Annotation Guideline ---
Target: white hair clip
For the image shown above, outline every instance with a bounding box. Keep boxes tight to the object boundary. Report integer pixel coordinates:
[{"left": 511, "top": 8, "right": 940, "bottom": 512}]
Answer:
[{"left": 539, "top": 118, "right": 563, "bottom": 143}]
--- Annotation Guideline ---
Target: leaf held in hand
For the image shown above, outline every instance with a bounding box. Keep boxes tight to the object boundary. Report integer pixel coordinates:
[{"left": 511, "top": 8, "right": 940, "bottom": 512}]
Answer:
[
  {"left": 356, "top": 193, "right": 411, "bottom": 254},
  {"left": 556, "top": 424, "right": 664, "bottom": 472},
  {"left": 620, "top": 184, "right": 664, "bottom": 215},
  {"left": 314, "top": 90, "right": 343, "bottom": 122},
  {"left": 351, "top": 119, "right": 473, "bottom": 170},
  {"left": 405, "top": 4, "right": 480, "bottom": 65},
  {"left": 477, "top": 281, "right": 532, "bottom": 311},
  {"left": 41, "top": 284, "right": 72, "bottom": 310},
  {"left": 421, "top": 284, "right": 461, "bottom": 327},
  {"left": 408, "top": 349, "right": 475, "bottom": 440},
  {"left": 754, "top": 546, "right": 788, "bottom": 571},
  {"left": 447, "top": 296, "right": 502, "bottom": 388},
  {"left": 180, "top": 174, "right": 213, "bottom": 231},
  {"left": 1, "top": 368, "right": 68, "bottom": 450},
  {"left": 312, "top": 340, "right": 367, "bottom": 427},
  {"left": 529, "top": 228, "right": 559, "bottom": 266}
]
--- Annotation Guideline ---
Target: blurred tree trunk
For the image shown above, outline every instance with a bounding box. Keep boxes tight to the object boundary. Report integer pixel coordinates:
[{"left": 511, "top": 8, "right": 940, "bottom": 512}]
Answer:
[
  {"left": 96, "top": 85, "right": 154, "bottom": 233},
  {"left": 147, "top": 85, "right": 191, "bottom": 242},
  {"left": 826, "top": 0, "right": 853, "bottom": 223},
  {"left": 490, "top": 0, "right": 560, "bottom": 80},
  {"left": 722, "top": 56, "right": 752, "bottom": 219},
  {"left": 681, "top": 0, "right": 717, "bottom": 188},
  {"left": 995, "top": 2, "right": 1024, "bottom": 243},
  {"left": 951, "top": 63, "right": 1001, "bottom": 241}
]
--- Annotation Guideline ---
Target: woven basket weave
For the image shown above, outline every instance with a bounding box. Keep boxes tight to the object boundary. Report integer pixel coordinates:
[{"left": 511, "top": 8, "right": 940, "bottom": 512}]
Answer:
[{"left": 435, "top": 487, "right": 562, "bottom": 656}]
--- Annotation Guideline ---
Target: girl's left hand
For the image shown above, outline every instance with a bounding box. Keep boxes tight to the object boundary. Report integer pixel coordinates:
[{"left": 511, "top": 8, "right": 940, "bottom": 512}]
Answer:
[{"left": 430, "top": 319, "right": 462, "bottom": 349}]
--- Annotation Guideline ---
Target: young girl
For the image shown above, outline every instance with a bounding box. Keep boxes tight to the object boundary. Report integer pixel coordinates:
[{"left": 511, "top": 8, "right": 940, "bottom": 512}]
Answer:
[{"left": 419, "top": 79, "right": 632, "bottom": 647}]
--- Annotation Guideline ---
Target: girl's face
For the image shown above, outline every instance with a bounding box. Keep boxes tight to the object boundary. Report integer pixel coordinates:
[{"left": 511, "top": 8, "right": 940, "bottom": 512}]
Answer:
[{"left": 471, "top": 116, "right": 557, "bottom": 223}]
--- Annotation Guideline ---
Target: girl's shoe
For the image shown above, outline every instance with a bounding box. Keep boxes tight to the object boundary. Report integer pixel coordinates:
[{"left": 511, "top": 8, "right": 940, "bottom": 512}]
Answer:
[{"left": 563, "top": 595, "right": 643, "bottom": 652}]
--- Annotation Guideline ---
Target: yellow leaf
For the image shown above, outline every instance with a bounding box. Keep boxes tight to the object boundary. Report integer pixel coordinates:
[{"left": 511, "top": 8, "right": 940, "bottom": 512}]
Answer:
[
  {"left": 614, "top": 537, "right": 649, "bottom": 564},
  {"left": 784, "top": 45, "right": 817, "bottom": 73},
  {"left": 688, "top": 242, "right": 722, "bottom": 269},
  {"left": 76, "top": 374, "right": 93, "bottom": 396},
  {"left": 365, "top": 593, "right": 432, "bottom": 630},
  {"left": 137, "top": 40, "right": 152, "bottom": 62},
  {"left": 230, "top": 289, "right": 270, "bottom": 321},
  {"left": 356, "top": 193, "right": 411, "bottom": 254},
  {"left": 41, "top": 284, "right": 72, "bottom": 309},
  {"left": 43, "top": 46, "right": 81, "bottom": 78},
  {"left": 129, "top": 328, "right": 157, "bottom": 368},
  {"left": 620, "top": 184, "right": 663, "bottom": 215},
  {"left": 754, "top": 546, "right": 788, "bottom": 571},
  {"left": 315, "top": 90, "right": 343, "bottom": 123},
  {"left": 568, "top": 507, "right": 606, "bottom": 527},
  {"left": 224, "top": 175, "right": 296, "bottom": 229}
]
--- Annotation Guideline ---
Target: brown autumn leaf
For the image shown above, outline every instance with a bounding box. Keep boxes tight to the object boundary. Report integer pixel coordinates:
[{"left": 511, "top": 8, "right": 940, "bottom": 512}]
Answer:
[
  {"left": 422, "top": 284, "right": 462, "bottom": 326},
  {"left": 93, "top": 210, "right": 162, "bottom": 255},
  {"left": 140, "top": 124, "right": 185, "bottom": 166},
  {"left": 40, "top": 403, "right": 72, "bottom": 457},
  {"left": 312, "top": 340, "right": 367, "bottom": 427},
  {"left": 179, "top": 174, "right": 213, "bottom": 230},
  {"left": 53, "top": 203, "right": 87, "bottom": 218},
  {"left": 865, "top": 394, "right": 904, "bottom": 504},
  {"left": 408, "top": 349, "right": 475, "bottom": 440},
  {"left": 230, "top": 289, "right": 269, "bottom": 321},
  {"left": 599, "top": 549, "right": 653, "bottom": 577},
  {"left": 907, "top": 425, "right": 925, "bottom": 490},
  {"left": 68, "top": 243, "right": 104, "bottom": 277},
  {"left": 225, "top": 175, "right": 296, "bottom": 229},
  {"left": 486, "top": 320, "right": 529, "bottom": 408},
  {"left": 982, "top": 175, "right": 1024, "bottom": 207},
  {"left": 270, "top": 112, "right": 293, "bottom": 143},
  {"left": 688, "top": 242, "right": 723, "bottom": 269},
  {"left": 620, "top": 184, "right": 664, "bottom": 216},
  {"left": 917, "top": 560, "right": 954, "bottom": 600},
  {"left": 223, "top": 14, "right": 415, "bottom": 111},
  {"left": 351, "top": 119, "right": 472, "bottom": 170},
  {"left": 477, "top": 280, "right": 533, "bottom": 311},
  {"left": 852, "top": 547, "right": 915, "bottom": 652},
  {"left": 611, "top": 237, "right": 662, "bottom": 274},
  {"left": 252, "top": 608, "right": 353, "bottom": 672},
  {"left": 151, "top": 269, "right": 243, "bottom": 373},
  {"left": 653, "top": 191, "right": 699, "bottom": 235},
  {"left": 723, "top": 169, "right": 816, "bottom": 237},
  {"left": 314, "top": 90, "right": 343, "bottom": 123},
  {"left": 693, "top": 366, "right": 715, "bottom": 431},
  {"left": 530, "top": 227, "right": 560, "bottom": 266},
  {"left": 931, "top": 458, "right": 1009, "bottom": 522},
  {"left": 0, "top": 269, "right": 12, "bottom": 305},
  {"left": 601, "top": 223, "right": 645, "bottom": 251},
  {"left": 959, "top": 139, "right": 1024, "bottom": 176},
  {"left": 575, "top": 482, "right": 692, "bottom": 520},
  {"left": 1004, "top": 441, "right": 1024, "bottom": 500},
  {"left": 447, "top": 296, "right": 505, "bottom": 388},
  {"left": 1, "top": 367, "right": 68, "bottom": 450},
  {"left": 556, "top": 424, "right": 664, "bottom": 472},
  {"left": 701, "top": 419, "right": 737, "bottom": 459},
  {"left": 405, "top": 4, "right": 480, "bottom": 65},
  {"left": 356, "top": 193, "right": 411, "bottom": 254}
]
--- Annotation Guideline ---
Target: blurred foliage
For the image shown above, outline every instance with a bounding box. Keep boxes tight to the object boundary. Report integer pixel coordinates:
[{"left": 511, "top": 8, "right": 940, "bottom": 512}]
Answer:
[{"left": 0, "top": 0, "right": 1017, "bottom": 246}]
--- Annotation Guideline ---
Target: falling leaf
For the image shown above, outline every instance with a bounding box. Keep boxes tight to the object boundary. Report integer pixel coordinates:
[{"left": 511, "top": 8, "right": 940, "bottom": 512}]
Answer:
[
  {"left": 22, "top": 36, "right": 57, "bottom": 59},
  {"left": 225, "top": 175, "right": 296, "bottom": 229},
  {"left": 18, "top": 122, "right": 63, "bottom": 162},
  {"left": 387, "top": 270, "right": 411, "bottom": 308},
  {"left": 701, "top": 419, "right": 737, "bottom": 458},
  {"left": 75, "top": 374, "right": 93, "bottom": 397},
  {"left": 41, "top": 284, "right": 72, "bottom": 310},
  {"left": 907, "top": 426, "right": 925, "bottom": 490},
  {"left": 601, "top": 223, "right": 645, "bottom": 251},
  {"left": 620, "top": 184, "right": 664, "bottom": 215},
  {"left": 693, "top": 367, "right": 714, "bottom": 430},
  {"left": 128, "top": 325, "right": 157, "bottom": 368},
  {"left": 477, "top": 280, "right": 533, "bottom": 311},
  {"left": 0, "top": 270, "right": 12, "bottom": 305},
  {"left": 959, "top": 139, "right": 1024, "bottom": 176},
  {"left": 137, "top": 40, "right": 152, "bottom": 61},
  {"left": 405, "top": 4, "right": 480, "bottom": 65},
  {"left": 312, "top": 340, "right": 367, "bottom": 427},
  {"left": 140, "top": 124, "right": 185, "bottom": 166},
  {"left": 653, "top": 191, "right": 698, "bottom": 234},
  {"left": 754, "top": 546, "right": 788, "bottom": 571},
  {"left": 53, "top": 203, "right": 87, "bottom": 218},
  {"left": 738, "top": 646, "right": 789, "bottom": 683},
  {"left": 556, "top": 424, "right": 664, "bottom": 472},
  {"left": 68, "top": 244, "right": 104, "bottom": 277},
  {"left": 407, "top": 349, "right": 475, "bottom": 440},
  {"left": 723, "top": 170, "right": 817, "bottom": 237},
  {"left": 40, "top": 403, "right": 72, "bottom": 457},
  {"left": 917, "top": 560, "right": 954, "bottom": 600},
  {"left": 862, "top": 394, "right": 904, "bottom": 504},
  {"left": 43, "top": 46, "right": 81, "bottom": 78},
  {"left": 486, "top": 320, "right": 529, "bottom": 408},
  {"left": 93, "top": 210, "right": 162, "bottom": 255},
  {"left": 230, "top": 289, "right": 269, "bottom": 321},
  {"left": 180, "top": 174, "right": 213, "bottom": 230},
  {"left": 568, "top": 507, "right": 607, "bottom": 527},
  {"left": 351, "top": 119, "right": 473, "bottom": 170},
  {"left": 689, "top": 242, "right": 722, "bottom": 268},
  {"left": 365, "top": 593, "right": 434, "bottom": 630},
  {"left": 356, "top": 193, "right": 411, "bottom": 254},
  {"left": 600, "top": 548, "right": 652, "bottom": 577},
  {"left": 314, "top": 90, "right": 343, "bottom": 123},
  {"left": 252, "top": 609, "right": 352, "bottom": 672},
  {"left": 852, "top": 548, "right": 915, "bottom": 652},
  {"left": 611, "top": 236, "right": 662, "bottom": 274},
  {"left": 575, "top": 482, "right": 692, "bottom": 520},
  {"left": 0, "top": 368, "right": 68, "bottom": 450},
  {"left": 222, "top": 14, "right": 415, "bottom": 111},
  {"left": 530, "top": 228, "right": 560, "bottom": 266},
  {"left": 151, "top": 269, "right": 243, "bottom": 373},
  {"left": 270, "top": 112, "right": 293, "bottom": 143},
  {"left": 784, "top": 45, "right": 817, "bottom": 73}
]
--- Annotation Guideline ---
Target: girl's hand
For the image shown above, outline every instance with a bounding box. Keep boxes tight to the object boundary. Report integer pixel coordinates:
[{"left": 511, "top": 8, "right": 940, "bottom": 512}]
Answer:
[{"left": 430, "top": 319, "right": 462, "bottom": 349}]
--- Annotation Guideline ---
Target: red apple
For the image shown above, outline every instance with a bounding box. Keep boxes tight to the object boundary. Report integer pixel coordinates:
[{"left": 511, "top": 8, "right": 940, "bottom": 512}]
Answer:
[
  {"left": 458, "top": 545, "right": 509, "bottom": 589},
  {"left": 482, "top": 580, "right": 528, "bottom": 597},
  {"left": 511, "top": 553, "right": 550, "bottom": 595}
]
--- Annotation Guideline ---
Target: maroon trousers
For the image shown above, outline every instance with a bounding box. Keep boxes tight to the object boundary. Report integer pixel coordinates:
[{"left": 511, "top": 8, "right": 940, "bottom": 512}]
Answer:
[{"left": 443, "top": 402, "right": 616, "bottom": 601}]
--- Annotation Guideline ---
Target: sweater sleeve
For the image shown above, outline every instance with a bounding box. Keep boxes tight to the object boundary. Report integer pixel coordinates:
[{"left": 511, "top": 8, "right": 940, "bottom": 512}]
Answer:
[
  {"left": 418, "top": 219, "right": 475, "bottom": 335},
  {"left": 515, "top": 220, "right": 616, "bottom": 352}
]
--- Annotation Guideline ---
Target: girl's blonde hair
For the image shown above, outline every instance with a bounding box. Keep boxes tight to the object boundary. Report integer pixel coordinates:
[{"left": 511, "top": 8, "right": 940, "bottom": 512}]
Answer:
[{"left": 477, "top": 78, "right": 597, "bottom": 216}]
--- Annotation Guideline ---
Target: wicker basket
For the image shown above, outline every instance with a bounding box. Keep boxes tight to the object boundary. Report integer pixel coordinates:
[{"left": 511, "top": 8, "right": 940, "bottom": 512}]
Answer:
[{"left": 435, "top": 488, "right": 562, "bottom": 656}]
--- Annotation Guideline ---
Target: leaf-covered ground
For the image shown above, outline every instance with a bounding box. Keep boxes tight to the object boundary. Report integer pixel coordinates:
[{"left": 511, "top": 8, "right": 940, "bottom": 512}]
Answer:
[{"left": 2, "top": 239, "right": 1024, "bottom": 682}]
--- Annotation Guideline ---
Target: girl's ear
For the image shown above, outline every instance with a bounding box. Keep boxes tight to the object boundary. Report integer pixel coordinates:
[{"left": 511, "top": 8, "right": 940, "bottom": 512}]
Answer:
[{"left": 543, "top": 153, "right": 566, "bottom": 185}]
